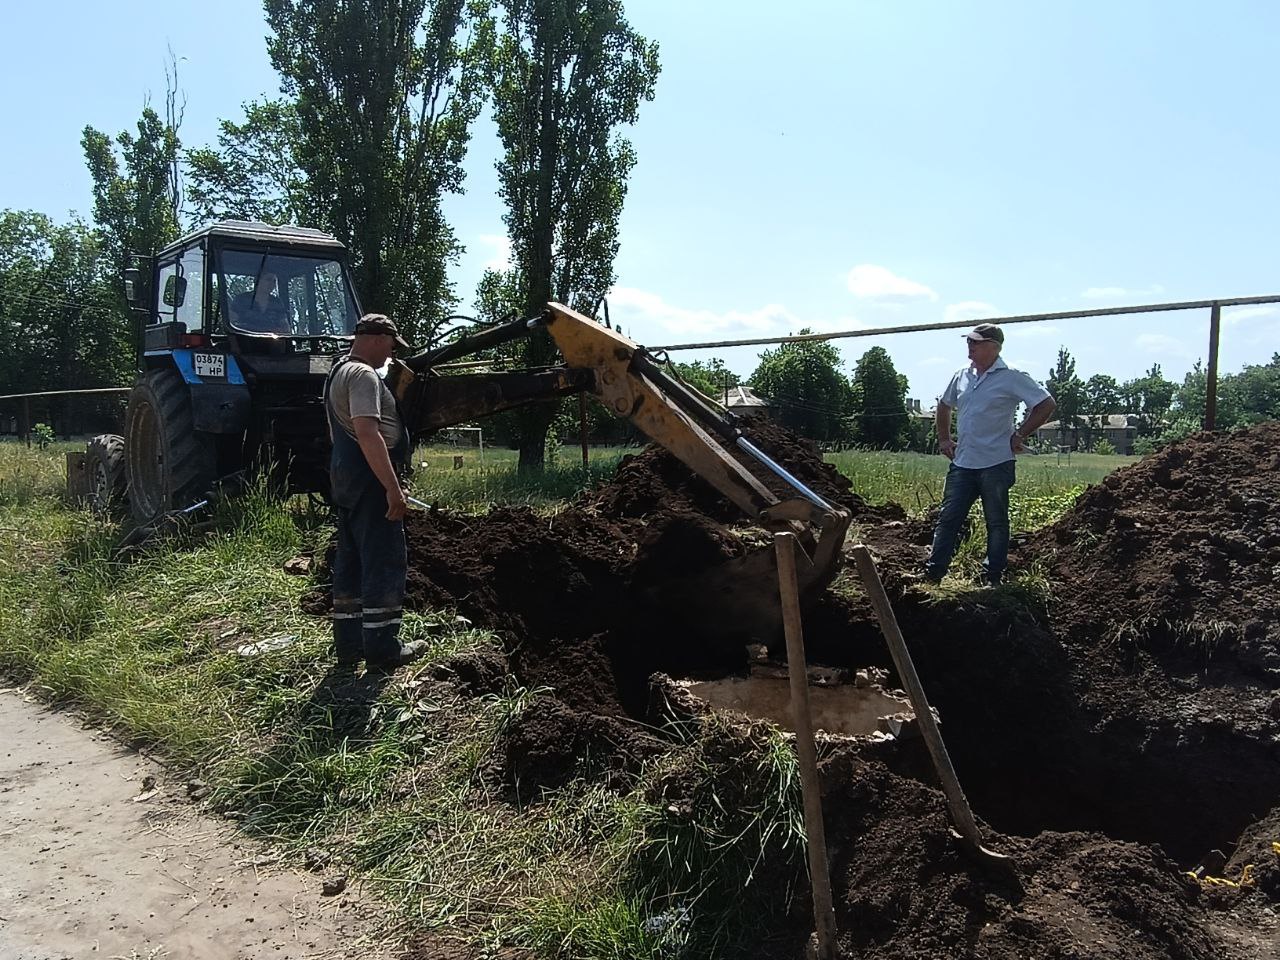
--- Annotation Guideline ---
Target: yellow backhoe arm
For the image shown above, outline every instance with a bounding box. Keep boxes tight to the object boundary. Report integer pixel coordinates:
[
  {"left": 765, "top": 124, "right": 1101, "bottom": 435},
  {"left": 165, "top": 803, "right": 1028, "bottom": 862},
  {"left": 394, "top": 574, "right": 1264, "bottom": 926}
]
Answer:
[{"left": 391, "top": 302, "right": 851, "bottom": 605}]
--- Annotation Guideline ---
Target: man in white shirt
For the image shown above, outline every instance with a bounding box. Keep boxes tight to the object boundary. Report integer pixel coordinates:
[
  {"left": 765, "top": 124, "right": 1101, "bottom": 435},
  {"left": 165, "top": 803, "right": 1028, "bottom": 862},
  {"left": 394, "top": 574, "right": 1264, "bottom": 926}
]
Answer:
[{"left": 925, "top": 323, "right": 1057, "bottom": 586}]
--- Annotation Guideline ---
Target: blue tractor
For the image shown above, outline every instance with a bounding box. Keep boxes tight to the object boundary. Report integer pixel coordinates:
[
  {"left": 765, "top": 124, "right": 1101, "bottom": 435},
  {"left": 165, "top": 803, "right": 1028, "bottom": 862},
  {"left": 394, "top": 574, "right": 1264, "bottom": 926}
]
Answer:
[{"left": 86, "top": 221, "right": 363, "bottom": 520}]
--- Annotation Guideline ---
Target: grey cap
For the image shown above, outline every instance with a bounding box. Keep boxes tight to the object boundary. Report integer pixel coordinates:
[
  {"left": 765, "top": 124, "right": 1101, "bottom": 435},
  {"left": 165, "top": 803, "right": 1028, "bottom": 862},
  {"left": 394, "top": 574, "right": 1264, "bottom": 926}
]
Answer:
[
  {"left": 963, "top": 323, "right": 1004, "bottom": 344},
  {"left": 354, "top": 313, "right": 410, "bottom": 349}
]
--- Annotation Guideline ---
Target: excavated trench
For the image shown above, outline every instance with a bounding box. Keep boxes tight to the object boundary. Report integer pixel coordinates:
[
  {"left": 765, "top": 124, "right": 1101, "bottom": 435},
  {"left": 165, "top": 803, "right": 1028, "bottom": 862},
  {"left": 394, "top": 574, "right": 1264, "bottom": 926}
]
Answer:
[
  {"left": 803, "top": 589, "right": 1280, "bottom": 868},
  {"left": 306, "top": 421, "right": 1280, "bottom": 956}
]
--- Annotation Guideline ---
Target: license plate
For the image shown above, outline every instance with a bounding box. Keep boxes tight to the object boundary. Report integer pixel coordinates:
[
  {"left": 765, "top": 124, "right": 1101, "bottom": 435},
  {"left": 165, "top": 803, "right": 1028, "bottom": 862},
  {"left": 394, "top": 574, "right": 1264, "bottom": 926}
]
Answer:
[{"left": 193, "top": 352, "right": 225, "bottom": 378}]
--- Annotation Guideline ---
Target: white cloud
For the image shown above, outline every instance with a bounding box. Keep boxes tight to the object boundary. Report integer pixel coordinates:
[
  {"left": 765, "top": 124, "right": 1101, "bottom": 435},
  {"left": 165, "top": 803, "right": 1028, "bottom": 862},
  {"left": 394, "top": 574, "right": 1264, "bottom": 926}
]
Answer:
[
  {"left": 846, "top": 264, "right": 938, "bottom": 301},
  {"left": 1135, "top": 332, "right": 1195, "bottom": 358},
  {"left": 943, "top": 301, "right": 998, "bottom": 325},
  {"left": 1223, "top": 304, "right": 1279, "bottom": 326},
  {"left": 607, "top": 286, "right": 801, "bottom": 337},
  {"left": 1081, "top": 284, "right": 1165, "bottom": 300},
  {"left": 476, "top": 234, "right": 511, "bottom": 272}
]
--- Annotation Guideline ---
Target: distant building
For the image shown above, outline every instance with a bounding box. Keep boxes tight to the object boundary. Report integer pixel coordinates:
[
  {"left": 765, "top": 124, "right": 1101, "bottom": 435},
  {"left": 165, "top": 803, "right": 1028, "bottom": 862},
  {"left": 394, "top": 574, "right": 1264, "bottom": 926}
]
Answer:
[
  {"left": 906, "top": 398, "right": 933, "bottom": 421},
  {"left": 724, "top": 385, "right": 773, "bottom": 418},
  {"left": 1034, "top": 413, "right": 1139, "bottom": 454}
]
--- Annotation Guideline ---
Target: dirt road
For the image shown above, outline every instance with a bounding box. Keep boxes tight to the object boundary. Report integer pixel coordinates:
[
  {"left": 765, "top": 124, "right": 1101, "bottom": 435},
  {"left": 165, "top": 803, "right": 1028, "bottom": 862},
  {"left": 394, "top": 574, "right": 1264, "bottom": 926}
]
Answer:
[{"left": 0, "top": 688, "right": 394, "bottom": 960}]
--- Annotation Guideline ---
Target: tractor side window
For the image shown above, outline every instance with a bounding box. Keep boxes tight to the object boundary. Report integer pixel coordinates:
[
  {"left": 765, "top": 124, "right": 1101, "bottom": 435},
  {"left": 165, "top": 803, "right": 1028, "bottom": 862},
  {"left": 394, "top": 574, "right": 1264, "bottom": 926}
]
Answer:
[
  {"left": 176, "top": 247, "right": 205, "bottom": 332},
  {"left": 154, "top": 261, "right": 178, "bottom": 323}
]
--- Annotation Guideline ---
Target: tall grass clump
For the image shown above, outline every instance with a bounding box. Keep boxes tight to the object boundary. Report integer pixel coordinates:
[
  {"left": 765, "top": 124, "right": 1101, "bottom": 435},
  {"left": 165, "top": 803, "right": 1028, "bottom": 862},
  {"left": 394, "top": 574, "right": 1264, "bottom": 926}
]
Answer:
[
  {"left": 611, "top": 716, "right": 808, "bottom": 957},
  {"left": 0, "top": 439, "right": 69, "bottom": 508}
]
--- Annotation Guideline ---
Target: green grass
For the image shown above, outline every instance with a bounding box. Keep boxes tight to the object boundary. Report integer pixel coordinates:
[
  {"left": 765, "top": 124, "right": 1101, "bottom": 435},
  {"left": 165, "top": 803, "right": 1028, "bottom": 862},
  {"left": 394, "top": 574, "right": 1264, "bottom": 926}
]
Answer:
[
  {"left": 825, "top": 448, "right": 1136, "bottom": 591},
  {"left": 410, "top": 444, "right": 636, "bottom": 513},
  {"left": 0, "top": 438, "right": 72, "bottom": 507},
  {"left": 825, "top": 448, "right": 1137, "bottom": 512},
  {"left": 0, "top": 438, "right": 1139, "bottom": 958}
]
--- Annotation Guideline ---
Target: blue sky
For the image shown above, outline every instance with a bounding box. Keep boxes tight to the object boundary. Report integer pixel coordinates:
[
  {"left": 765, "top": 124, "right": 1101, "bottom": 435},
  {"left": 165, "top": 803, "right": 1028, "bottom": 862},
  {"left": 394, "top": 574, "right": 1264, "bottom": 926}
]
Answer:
[{"left": 2, "top": 0, "right": 1277, "bottom": 404}]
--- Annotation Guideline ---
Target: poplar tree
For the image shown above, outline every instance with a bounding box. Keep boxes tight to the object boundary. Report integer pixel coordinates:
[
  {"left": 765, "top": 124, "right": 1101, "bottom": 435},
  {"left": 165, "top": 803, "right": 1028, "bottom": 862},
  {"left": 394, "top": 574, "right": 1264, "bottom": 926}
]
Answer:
[{"left": 484, "top": 0, "right": 659, "bottom": 470}]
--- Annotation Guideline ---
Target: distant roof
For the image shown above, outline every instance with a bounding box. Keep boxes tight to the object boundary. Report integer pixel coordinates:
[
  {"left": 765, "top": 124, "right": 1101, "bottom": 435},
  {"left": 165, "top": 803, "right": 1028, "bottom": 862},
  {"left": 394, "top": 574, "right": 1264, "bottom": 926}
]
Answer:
[
  {"left": 1040, "top": 413, "right": 1139, "bottom": 430},
  {"left": 162, "top": 221, "right": 346, "bottom": 256},
  {"left": 725, "top": 385, "right": 771, "bottom": 409}
]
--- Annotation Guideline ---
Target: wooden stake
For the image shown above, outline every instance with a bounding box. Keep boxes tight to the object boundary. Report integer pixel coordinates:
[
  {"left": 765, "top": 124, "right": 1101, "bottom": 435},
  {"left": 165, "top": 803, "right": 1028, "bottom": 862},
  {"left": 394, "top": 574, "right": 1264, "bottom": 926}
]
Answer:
[
  {"left": 775, "top": 532, "right": 841, "bottom": 960},
  {"left": 1205, "top": 302, "right": 1221, "bottom": 430}
]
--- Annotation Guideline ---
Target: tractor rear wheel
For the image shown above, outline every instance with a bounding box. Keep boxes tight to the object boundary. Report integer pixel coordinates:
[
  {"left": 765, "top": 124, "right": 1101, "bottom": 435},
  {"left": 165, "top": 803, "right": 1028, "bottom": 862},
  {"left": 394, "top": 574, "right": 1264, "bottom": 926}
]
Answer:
[
  {"left": 85, "top": 434, "right": 127, "bottom": 515},
  {"left": 125, "top": 368, "right": 215, "bottom": 522}
]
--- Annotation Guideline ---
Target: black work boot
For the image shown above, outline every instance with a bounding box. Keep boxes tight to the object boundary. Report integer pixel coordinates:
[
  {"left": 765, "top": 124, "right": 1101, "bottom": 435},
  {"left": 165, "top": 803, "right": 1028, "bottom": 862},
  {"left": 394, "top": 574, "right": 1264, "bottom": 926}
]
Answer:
[{"left": 366, "top": 640, "right": 429, "bottom": 672}]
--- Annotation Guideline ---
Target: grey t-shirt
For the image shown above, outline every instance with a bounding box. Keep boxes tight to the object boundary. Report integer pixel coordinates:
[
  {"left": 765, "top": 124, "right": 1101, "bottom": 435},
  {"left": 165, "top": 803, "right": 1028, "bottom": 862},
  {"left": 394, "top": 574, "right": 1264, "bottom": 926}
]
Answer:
[{"left": 327, "top": 359, "right": 404, "bottom": 450}]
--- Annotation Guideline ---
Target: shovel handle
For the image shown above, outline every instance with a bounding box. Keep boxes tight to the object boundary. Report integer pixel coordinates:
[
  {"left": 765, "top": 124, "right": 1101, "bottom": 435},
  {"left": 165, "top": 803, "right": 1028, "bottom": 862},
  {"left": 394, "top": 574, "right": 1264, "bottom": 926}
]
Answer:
[{"left": 850, "top": 545, "right": 994, "bottom": 858}]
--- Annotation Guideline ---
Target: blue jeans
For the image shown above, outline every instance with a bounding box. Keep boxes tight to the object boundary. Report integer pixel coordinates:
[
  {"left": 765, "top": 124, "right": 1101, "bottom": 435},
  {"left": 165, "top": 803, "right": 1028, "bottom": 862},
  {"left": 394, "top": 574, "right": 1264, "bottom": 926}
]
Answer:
[
  {"left": 926, "top": 460, "right": 1015, "bottom": 584},
  {"left": 331, "top": 488, "right": 407, "bottom": 663}
]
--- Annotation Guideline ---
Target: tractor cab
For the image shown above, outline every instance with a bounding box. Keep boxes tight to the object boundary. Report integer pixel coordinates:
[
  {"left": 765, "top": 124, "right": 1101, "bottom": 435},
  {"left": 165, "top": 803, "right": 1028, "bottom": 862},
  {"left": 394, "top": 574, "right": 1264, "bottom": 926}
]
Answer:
[
  {"left": 103, "top": 222, "right": 365, "bottom": 520},
  {"left": 134, "top": 221, "right": 362, "bottom": 357}
]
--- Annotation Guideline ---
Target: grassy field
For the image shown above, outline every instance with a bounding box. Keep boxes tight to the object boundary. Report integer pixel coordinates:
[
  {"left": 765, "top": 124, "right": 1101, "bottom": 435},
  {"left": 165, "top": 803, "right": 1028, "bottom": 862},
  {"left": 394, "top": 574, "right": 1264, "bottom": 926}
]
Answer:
[
  {"left": 411, "top": 443, "right": 634, "bottom": 512},
  {"left": 826, "top": 448, "right": 1136, "bottom": 512},
  {"left": 0, "top": 438, "right": 1138, "bottom": 957}
]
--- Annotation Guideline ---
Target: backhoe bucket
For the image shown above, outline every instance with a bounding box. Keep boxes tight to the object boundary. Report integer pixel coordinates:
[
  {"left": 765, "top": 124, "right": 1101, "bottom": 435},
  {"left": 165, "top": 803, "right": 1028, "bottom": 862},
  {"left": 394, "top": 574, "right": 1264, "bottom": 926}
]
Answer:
[{"left": 640, "top": 510, "right": 851, "bottom": 654}]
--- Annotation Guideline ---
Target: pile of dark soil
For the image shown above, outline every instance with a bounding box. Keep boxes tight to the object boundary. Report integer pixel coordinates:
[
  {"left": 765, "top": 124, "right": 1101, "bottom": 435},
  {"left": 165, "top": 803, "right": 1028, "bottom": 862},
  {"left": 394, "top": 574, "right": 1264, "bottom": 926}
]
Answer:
[
  {"left": 399, "top": 421, "right": 899, "bottom": 738},
  {"left": 585, "top": 419, "right": 904, "bottom": 524},
  {"left": 1026, "top": 420, "right": 1280, "bottom": 682},
  {"left": 374, "top": 420, "right": 1280, "bottom": 958}
]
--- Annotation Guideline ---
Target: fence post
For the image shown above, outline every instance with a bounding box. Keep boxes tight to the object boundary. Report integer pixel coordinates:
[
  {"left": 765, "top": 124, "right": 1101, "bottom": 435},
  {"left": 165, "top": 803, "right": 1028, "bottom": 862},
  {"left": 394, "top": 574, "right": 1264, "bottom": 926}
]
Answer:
[
  {"left": 1204, "top": 302, "right": 1221, "bottom": 430},
  {"left": 19, "top": 397, "right": 31, "bottom": 446}
]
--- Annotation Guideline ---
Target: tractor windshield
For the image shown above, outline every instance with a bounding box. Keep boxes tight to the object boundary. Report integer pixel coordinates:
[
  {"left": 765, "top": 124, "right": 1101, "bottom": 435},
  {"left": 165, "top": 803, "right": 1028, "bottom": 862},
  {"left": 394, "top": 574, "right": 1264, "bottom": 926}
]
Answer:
[{"left": 215, "top": 248, "right": 360, "bottom": 338}]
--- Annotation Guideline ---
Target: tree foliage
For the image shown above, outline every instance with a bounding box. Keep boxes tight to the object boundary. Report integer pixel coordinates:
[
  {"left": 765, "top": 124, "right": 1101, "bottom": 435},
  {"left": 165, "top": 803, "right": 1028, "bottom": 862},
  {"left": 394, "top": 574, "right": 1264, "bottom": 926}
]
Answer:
[
  {"left": 483, "top": 0, "right": 659, "bottom": 470},
  {"left": 749, "top": 333, "right": 853, "bottom": 442},
  {"left": 81, "top": 106, "right": 182, "bottom": 292},
  {"left": 185, "top": 99, "right": 311, "bottom": 226},
  {"left": 1120, "top": 363, "right": 1176, "bottom": 436},
  {"left": 262, "top": 0, "right": 486, "bottom": 343},
  {"left": 672, "top": 358, "right": 739, "bottom": 403},
  {"left": 1045, "top": 347, "right": 1084, "bottom": 445},
  {"left": 1082, "top": 373, "right": 1120, "bottom": 417},
  {"left": 0, "top": 210, "right": 126, "bottom": 431},
  {"left": 849, "top": 346, "right": 909, "bottom": 447},
  {"left": 1171, "top": 354, "right": 1280, "bottom": 436}
]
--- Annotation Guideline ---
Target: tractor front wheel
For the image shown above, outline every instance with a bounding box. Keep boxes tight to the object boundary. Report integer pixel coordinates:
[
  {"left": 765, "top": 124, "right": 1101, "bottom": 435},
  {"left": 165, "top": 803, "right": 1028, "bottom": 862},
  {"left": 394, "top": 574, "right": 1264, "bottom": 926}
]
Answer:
[
  {"left": 125, "top": 369, "right": 215, "bottom": 522},
  {"left": 84, "top": 434, "right": 127, "bottom": 515}
]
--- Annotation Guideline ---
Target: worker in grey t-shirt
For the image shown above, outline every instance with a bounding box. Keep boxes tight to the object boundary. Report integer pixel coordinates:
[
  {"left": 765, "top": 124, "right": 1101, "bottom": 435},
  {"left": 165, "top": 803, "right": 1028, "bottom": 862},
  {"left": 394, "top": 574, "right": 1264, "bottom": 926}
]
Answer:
[
  {"left": 323, "top": 313, "right": 426, "bottom": 670},
  {"left": 924, "top": 323, "right": 1057, "bottom": 586}
]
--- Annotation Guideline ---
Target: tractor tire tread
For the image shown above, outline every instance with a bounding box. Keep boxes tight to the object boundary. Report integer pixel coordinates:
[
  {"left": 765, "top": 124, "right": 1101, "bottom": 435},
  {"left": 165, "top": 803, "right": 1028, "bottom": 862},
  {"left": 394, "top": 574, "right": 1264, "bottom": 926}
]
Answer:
[{"left": 125, "top": 368, "right": 215, "bottom": 521}]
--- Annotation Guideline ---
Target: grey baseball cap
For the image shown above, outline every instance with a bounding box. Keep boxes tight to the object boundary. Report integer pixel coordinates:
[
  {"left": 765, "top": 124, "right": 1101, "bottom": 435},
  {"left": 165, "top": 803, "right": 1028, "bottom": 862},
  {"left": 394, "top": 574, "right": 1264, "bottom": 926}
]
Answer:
[
  {"left": 354, "top": 313, "right": 410, "bottom": 349},
  {"left": 963, "top": 323, "right": 1004, "bottom": 344}
]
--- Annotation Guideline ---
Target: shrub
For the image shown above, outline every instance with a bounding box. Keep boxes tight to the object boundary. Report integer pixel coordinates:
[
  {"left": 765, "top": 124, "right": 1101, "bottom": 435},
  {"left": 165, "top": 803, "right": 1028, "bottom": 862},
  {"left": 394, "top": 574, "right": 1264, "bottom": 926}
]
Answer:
[
  {"left": 1093, "top": 438, "right": 1116, "bottom": 456},
  {"left": 31, "top": 423, "right": 54, "bottom": 449}
]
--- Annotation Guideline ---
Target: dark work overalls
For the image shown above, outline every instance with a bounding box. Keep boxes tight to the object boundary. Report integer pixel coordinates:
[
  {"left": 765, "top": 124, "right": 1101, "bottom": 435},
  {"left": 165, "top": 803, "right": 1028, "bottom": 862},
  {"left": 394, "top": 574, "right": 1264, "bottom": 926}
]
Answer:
[{"left": 324, "top": 358, "right": 411, "bottom": 663}]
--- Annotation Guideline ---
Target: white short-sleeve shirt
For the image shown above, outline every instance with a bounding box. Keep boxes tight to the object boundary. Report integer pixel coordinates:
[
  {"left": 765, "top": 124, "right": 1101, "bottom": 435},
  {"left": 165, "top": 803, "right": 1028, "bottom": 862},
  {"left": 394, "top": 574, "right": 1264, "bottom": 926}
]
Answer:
[{"left": 940, "top": 357, "right": 1050, "bottom": 469}]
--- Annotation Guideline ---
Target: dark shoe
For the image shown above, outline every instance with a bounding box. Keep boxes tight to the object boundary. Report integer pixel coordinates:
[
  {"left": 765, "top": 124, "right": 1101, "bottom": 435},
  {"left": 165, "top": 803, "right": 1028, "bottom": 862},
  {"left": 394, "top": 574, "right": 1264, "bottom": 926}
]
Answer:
[
  {"left": 366, "top": 640, "right": 429, "bottom": 672},
  {"left": 335, "top": 649, "right": 363, "bottom": 667}
]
